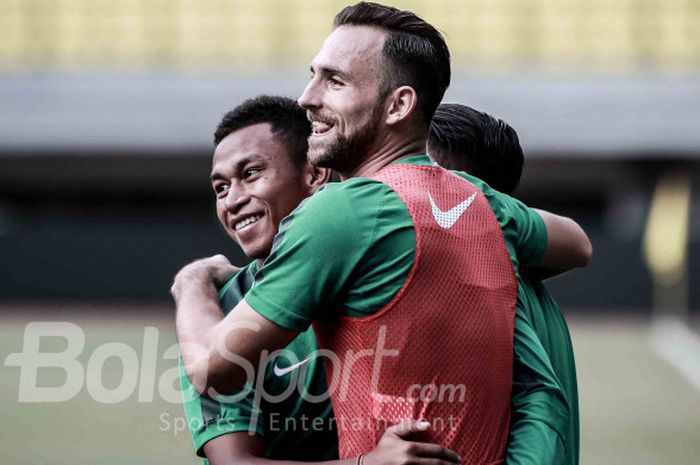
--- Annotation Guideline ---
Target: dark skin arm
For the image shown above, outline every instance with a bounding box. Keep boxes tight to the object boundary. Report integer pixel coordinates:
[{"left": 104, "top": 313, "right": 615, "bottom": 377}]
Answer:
[{"left": 204, "top": 420, "right": 462, "bottom": 465}]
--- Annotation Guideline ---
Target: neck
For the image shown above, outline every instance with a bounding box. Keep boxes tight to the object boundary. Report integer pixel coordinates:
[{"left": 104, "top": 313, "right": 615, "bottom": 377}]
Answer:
[{"left": 339, "top": 134, "right": 426, "bottom": 180}]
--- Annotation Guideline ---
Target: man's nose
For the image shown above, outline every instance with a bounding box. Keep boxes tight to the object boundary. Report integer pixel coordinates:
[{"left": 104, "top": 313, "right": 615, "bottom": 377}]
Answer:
[
  {"left": 298, "top": 78, "right": 321, "bottom": 110},
  {"left": 224, "top": 184, "right": 249, "bottom": 211}
]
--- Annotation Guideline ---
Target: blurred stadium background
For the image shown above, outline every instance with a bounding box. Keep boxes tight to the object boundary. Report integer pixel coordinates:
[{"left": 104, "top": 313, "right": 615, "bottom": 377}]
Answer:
[{"left": 0, "top": 0, "right": 698, "bottom": 463}]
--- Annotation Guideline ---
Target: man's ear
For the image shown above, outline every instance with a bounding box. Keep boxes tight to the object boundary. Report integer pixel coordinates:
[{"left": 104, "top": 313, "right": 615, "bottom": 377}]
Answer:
[
  {"left": 305, "top": 165, "right": 331, "bottom": 193},
  {"left": 385, "top": 86, "right": 418, "bottom": 126}
]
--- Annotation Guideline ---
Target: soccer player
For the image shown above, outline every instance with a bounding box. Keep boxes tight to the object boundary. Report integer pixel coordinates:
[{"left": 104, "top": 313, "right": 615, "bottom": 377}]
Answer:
[
  {"left": 174, "top": 2, "right": 590, "bottom": 464},
  {"left": 179, "top": 95, "right": 461, "bottom": 465},
  {"left": 428, "top": 103, "right": 580, "bottom": 465}
]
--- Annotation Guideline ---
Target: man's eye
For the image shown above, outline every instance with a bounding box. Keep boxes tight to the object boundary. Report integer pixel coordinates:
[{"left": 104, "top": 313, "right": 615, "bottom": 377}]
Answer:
[
  {"left": 329, "top": 77, "right": 342, "bottom": 87},
  {"left": 244, "top": 167, "right": 262, "bottom": 179},
  {"left": 214, "top": 183, "right": 228, "bottom": 196}
]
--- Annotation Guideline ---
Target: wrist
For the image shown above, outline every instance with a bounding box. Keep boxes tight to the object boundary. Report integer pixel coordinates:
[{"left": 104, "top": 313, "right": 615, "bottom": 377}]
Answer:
[{"left": 171, "top": 272, "right": 218, "bottom": 301}]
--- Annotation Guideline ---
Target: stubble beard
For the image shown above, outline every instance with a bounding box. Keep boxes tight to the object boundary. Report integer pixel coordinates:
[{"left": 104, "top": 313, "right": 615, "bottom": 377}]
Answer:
[{"left": 307, "top": 106, "right": 384, "bottom": 174}]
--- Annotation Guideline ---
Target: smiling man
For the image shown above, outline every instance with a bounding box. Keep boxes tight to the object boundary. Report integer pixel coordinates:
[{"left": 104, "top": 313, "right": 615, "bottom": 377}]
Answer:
[
  {"left": 174, "top": 3, "right": 591, "bottom": 464},
  {"left": 178, "top": 95, "right": 334, "bottom": 464},
  {"left": 179, "top": 95, "right": 461, "bottom": 465}
]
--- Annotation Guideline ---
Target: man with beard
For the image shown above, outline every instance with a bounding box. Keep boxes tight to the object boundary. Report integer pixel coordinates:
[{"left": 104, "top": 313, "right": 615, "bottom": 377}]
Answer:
[
  {"left": 428, "top": 103, "right": 580, "bottom": 465},
  {"left": 179, "top": 95, "right": 461, "bottom": 465},
  {"left": 174, "top": 3, "right": 591, "bottom": 464}
]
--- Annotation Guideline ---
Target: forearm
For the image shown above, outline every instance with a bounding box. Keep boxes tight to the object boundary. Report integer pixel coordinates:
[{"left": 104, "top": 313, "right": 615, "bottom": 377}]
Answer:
[
  {"left": 205, "top": 419, "right": 459, "bottom": 465},
  {"left": 534, "top": 209, "right": 592, "bottom": 274},
  {"left": 249, "top": 458, "right": 357, "bottom": 465},
  {"left": 182, "top": 299, "right": 298, "bottom": 396},
  {"left": 174, "top": 278, "right": 226, "bottom": 387},
  {"left": 209, "top": 454, "right": 357, "bottom": 465},
  {"left": 204, "top": 433, "right": 355, "bottom": 465}
]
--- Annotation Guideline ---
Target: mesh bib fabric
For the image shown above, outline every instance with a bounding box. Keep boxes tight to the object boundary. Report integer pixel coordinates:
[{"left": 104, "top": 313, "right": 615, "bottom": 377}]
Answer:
[{"left": 313, "top": 164, "right": 517, "bottom": 464}]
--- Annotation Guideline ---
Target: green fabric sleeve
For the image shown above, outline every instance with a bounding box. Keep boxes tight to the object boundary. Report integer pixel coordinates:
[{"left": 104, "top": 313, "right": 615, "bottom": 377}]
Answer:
[
  {"left": 507, "top": 418, "right": 565, "bottom": 465},
  {"left": 245, "top": 179, "right": 415, "bottom": 329},
  {"left": 521, "top": 278, "right": 580, "bottom": 465},
  {"left": 507, "top": 307, "right": 570, "bottom": 465},
  {"left": 503, "top": 196, "right": 548, "bottom": 267},
  {"left": 451, "top": 166, "right": 547, "bottom": 271},
  {"left": 178, "top": 358, "right": 264, "bottom": 458},
  {"left": 179, "top": 264, "right": 264, "bottom": 458}
]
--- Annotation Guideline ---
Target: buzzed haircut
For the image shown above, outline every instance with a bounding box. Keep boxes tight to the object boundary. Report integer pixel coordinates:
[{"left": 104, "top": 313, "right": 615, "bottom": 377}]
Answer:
[
  {"left": 334, "top": 2, "right": 451, "bottom": 125},
  {"left": 428, "top": 104, "right": 524, "bottom": 195},
  {"left": 214, "top": 95, "right": 311, "bottom": 166}
]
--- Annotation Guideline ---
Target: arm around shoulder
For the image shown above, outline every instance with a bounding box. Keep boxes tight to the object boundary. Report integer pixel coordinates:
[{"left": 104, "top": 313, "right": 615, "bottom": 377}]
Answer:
[{"left": 534, "top": 209, "right": 592, "bottom": 276}]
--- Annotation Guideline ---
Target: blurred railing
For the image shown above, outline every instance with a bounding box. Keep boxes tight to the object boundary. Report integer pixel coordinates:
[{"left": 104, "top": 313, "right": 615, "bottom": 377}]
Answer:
[{"left": 1, "top": 0, "right": 699, "bottom": 72}]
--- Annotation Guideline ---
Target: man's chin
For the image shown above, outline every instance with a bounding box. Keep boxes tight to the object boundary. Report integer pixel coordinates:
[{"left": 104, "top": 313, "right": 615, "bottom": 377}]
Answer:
[
  {"left": 240, "top": 243, "right": 274, "bottom": 262},
  {"left": 308, "top": 144, "right": 348, "bottom": 170},
  {"left": 307, "top": 144, "right": 329, "bottom": 166}
]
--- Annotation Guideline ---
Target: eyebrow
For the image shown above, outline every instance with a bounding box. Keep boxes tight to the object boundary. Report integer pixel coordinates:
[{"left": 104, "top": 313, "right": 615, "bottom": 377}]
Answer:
[
  {"left": 210, "top": 154, "right": 265, "bottom": 181},
  {"left": 310, "top": 64, "right": 350, "bottom": 81}
]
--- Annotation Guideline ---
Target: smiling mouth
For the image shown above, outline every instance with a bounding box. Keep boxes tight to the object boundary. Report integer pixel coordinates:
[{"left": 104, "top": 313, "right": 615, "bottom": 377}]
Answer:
[
  {"left": 235, "top": 214, "right": 263, "bottom": 231},
  {"left": 311, "top": 121, "right": 334, "bottom": 136}
]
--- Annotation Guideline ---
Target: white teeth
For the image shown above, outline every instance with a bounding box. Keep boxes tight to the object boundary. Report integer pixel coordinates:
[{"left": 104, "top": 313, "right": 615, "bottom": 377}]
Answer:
[
  {"left": 312, "top": 121, "right": 332, "bottom": 135},
  {"left": 235, "top": 215, "right": 262, "bottom": 230}
]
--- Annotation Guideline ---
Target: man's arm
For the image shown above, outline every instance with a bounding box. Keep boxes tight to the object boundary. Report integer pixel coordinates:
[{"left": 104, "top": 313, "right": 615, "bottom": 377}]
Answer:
[
  {"left": 533, "top": 209, "right": 592, "bottom": 277},
  {"left": 175, "top": 184, "right": 390, "bottom": 395},
  {"left": 203, "top": 420, "right": 461, "bottom": 465},
  {"left": 174, "top": 277, "right": 298, "bottom": 396},
  {"left": 172, "top": 254, "right": 297, "bottom": 395},
  {"left": 179, "top": 355, "right": 266, "bottom": 459}
]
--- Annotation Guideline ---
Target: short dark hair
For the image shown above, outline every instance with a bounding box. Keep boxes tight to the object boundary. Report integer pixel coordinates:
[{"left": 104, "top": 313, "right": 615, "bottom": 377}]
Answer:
[
  {"left": 214, "top": 95, "right": 310, "bottom": 166},
  {"left": 334, "top": 2, "right": 451, "bottom": 124},
  {"left": 428, "top": 104, "right": 524, "bottom": 195}
]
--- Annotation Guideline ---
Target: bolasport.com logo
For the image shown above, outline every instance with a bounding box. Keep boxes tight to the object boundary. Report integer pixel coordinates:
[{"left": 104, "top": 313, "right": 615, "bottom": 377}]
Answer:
[{"left": 4, "top": 321, "right": 468, "bottom": 408}]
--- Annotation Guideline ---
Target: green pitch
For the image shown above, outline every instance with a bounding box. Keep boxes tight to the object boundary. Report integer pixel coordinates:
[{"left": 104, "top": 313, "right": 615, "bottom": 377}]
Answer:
[{"left": 1, "top": 307, "right": 698, "bottom": 465}]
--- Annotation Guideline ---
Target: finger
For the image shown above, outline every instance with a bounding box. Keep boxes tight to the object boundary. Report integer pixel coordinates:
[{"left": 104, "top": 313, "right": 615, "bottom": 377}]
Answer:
[
  {"left": 215, "top": 266, "right": 238, "bottom": 282},
  {"left": 386, "top": 419, "right": 432, "bottom": 438},
  {"left": 409, "top": 459, "right": 462, "bottom": 465},
  {"left": 209, "top": 254, "right": 232, "bottom": 265},
  {"left": 412, "top": 443, "right": 461, "bottom": 464}
]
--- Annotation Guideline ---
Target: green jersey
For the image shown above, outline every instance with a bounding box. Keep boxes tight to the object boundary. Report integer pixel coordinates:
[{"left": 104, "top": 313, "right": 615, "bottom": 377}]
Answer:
[
  {"left": 245, "top": 155, "right": 570, "bottom": 463},
  {"left": 520, "top": 277, "right": 580, "bottom": 465},
  {"left": 179, "top": 262, "right": 338, "bottom": 464}
]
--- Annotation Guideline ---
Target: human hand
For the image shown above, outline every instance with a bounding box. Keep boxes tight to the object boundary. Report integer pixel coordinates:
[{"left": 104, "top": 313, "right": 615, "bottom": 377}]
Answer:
[
  {"left": 363, "top": 419, "right": 462, "bottom": 465},
  {"left": 171, "top": 254, "right": 238, "bottom": 300}
]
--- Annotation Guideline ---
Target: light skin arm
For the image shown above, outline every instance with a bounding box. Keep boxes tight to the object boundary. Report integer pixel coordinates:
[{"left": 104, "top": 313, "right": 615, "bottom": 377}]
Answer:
[
  {"left": 532, "top": 209, "right": 592, "bottom": 279},
  {"left": 172, "top": 255, "right": 298, "bottom": 396},
  {"left": 204, "top": 420, "right": 461, "bottom": 465}
]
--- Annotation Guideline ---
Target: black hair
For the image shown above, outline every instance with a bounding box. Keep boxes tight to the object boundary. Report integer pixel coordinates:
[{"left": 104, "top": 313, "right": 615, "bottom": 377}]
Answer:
[
  {"left": 334, "top": 2, "right": 451, "bottom": 124},
  {"left": 428, "top": 103, "right": 524, "bottom": 195},
  {"left": 214, "top": 95, "right": 310, "bottom": 166}
]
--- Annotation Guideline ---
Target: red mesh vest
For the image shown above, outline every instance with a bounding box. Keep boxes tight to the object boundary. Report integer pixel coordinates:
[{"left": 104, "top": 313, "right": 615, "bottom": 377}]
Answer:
[{"left": 313, "top": 164, "right": 517, "bottom": 464}]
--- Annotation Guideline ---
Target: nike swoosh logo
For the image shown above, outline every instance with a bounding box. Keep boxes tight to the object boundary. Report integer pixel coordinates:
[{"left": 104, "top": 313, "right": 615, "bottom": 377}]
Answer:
[
  {"left": 273, "top": 355, "right": 314, "bottom": 377},
  {"left": 429, "top": 191, "right": 478, "bottom": 229}
]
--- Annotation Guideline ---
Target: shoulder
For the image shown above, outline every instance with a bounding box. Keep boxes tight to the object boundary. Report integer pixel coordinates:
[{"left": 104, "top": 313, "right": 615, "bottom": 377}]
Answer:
[
  {"left": 278, "top": 178, "right": 406, "bottom": 242},
  {"left": 218, "top": 262, "right": 257, "bottom": 312},
  {"left": 301, "top": 178, "right": 398, "bottom": 213}
]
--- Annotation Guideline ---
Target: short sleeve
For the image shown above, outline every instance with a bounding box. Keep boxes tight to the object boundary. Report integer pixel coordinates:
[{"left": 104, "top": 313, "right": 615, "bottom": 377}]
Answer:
[
  {"left": 502, "top": 196, "right": 548, "bottom": 267},
  {"left": 179, "top": 262, "right": 264, "bottom": 457},
  {"left": 244, "top": 181, "right": 385, "bottom": 331},
  {"left": 179, "top": 358, "right": 264, "bottom": 457}
]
